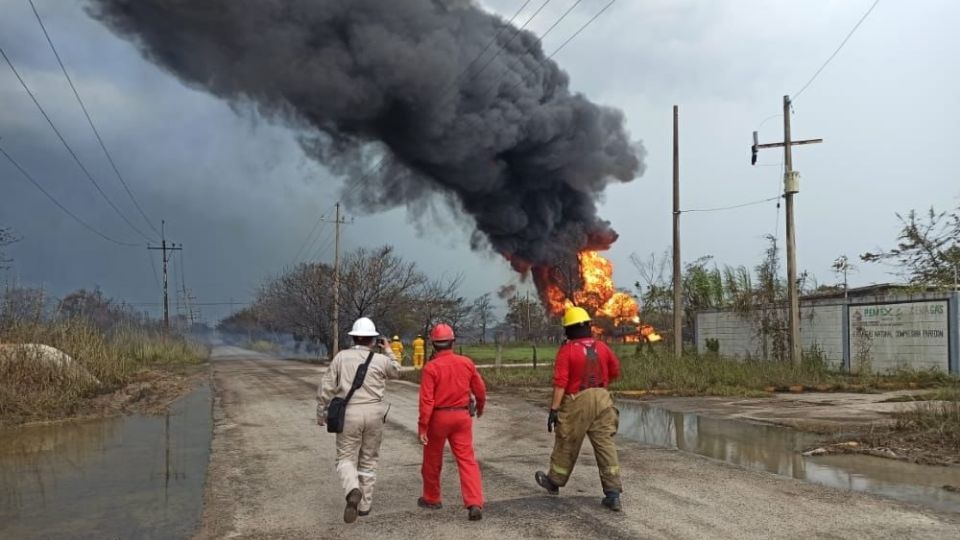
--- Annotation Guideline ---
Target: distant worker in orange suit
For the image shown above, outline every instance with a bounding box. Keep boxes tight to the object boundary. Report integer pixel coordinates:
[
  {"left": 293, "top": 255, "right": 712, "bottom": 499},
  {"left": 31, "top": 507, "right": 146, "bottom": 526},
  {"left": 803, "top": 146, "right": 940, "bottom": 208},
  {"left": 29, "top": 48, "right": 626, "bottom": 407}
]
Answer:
[{"left": 417, "top": 323, "right": 486, "bottom": 521}]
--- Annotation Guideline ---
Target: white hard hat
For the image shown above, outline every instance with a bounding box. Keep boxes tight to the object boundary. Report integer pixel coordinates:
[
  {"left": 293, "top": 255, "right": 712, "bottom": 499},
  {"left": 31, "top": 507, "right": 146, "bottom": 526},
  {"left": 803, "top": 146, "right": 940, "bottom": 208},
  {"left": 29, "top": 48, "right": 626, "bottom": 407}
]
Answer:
[{"left": 348, "top": 317, "right": 379, "bottom": 337}]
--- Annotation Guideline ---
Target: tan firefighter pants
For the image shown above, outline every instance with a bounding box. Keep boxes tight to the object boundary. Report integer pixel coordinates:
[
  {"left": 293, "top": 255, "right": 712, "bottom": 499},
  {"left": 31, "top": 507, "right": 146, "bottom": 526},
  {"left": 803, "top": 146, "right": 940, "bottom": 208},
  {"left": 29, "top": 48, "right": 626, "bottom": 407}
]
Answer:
[
  {"left": 547, "top": 387, "right": 622, "bottom": 492},
  {"left": 335, "top": 401, "right": 388, "bottom": 512}
]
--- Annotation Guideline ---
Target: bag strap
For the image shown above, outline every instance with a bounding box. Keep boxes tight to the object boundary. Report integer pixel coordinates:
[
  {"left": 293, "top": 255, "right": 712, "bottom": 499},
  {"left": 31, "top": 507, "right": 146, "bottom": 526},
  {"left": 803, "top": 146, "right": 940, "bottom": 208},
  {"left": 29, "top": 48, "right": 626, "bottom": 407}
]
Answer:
[{"left": 343, "top": 350, "right": 376, "bottom": 404}]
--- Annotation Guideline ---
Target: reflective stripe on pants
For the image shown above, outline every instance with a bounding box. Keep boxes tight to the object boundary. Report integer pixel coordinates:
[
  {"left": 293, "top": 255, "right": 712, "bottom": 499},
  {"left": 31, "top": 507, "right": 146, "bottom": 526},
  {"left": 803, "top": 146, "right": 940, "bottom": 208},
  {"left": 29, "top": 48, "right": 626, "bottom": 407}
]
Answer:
[{"left": 547, "top": 387, "right": 622, "bottom": 492}]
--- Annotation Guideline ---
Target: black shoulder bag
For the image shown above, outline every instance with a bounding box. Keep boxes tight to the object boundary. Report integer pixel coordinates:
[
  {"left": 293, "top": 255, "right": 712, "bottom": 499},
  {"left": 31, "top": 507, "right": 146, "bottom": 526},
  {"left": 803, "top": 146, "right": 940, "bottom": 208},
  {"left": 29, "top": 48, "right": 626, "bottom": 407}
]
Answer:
[{"left": 326, "top": 350, "right": 375, "bottom": 434}]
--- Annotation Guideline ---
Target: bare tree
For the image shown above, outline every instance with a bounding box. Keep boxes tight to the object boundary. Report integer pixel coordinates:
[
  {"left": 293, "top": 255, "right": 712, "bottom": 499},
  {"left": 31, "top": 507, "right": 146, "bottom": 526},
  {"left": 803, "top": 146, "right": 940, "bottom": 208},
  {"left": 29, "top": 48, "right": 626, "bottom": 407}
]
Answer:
[
  {"left": 471, "top": 293, "right": 495, "bottom": 343},
  {"left": 338, "top": 246, "right": 428, "bottom": 338},
  {"left": 0, "top": 227, "right": 18, "bottom": 270},
  {"left": 410, "top": 274, "right": 465, "bottom": 335}
]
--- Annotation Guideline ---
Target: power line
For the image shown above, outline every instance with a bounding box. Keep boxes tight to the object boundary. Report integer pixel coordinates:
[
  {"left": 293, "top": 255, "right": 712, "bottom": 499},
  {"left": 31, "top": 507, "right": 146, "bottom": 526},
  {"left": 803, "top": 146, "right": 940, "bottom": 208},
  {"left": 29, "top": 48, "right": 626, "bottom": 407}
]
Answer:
[
  {"left": 793, "top": 0, "right": 881, "bottom": 101},
  {"left": 0, "top": 144, "right": 141, "bottom": 246},
  {"left": 543, "top": 0, "right": 615, "bottom": 61},
  {"left": 148, "top": 250, "right": 161, "bottom": 292},
  {"left": 466, "top": 0, "right": 553, "bottom": 84},
  {"left": 0, "top": 45, "right": 153, "bottom": 242},
  {"left": 681, "top": 195, "right": 781, "bottom": 214},
  {"left": 289, "top": 213, "right": 327, "bottom": 266},
  {"left": 27, "top": 0, "right": 160, "bottom": 237}
]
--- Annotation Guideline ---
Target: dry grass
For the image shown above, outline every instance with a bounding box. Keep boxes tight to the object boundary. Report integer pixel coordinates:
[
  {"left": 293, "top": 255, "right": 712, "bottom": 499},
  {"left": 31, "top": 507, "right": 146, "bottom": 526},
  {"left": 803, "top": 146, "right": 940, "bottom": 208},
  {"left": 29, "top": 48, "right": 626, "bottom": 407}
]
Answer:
[
  {"left": 0, "top": 318, "right": 208, "bottom": 426},
  {"left": 893, "top": 386, "right": 960, "bottom": 449}
]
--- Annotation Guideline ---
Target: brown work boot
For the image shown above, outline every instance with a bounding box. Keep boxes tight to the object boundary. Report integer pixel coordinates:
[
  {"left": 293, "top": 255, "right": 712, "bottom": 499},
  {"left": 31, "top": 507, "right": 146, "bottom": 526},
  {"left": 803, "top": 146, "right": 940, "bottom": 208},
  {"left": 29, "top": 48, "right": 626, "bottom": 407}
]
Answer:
[
  {"left": 535, "top": 471, "right": 559, "bottom": 495},
  {"left": 343, "top": 488, "right": 362, "bottom": 523},
  {"left": 468, "top": 506, "right": 483, "bottom": 521}
]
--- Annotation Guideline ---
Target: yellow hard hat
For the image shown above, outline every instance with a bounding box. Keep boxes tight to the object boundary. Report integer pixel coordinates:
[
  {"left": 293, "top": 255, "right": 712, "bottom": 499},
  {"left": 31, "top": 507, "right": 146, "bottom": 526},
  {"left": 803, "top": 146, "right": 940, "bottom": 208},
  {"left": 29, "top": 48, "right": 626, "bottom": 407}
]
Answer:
[
  {"left": 562, "top": 306, "right": 591, "bottom": 327},
  {"left": 392, "top": 335, "right": 400, "bottom": 340}
]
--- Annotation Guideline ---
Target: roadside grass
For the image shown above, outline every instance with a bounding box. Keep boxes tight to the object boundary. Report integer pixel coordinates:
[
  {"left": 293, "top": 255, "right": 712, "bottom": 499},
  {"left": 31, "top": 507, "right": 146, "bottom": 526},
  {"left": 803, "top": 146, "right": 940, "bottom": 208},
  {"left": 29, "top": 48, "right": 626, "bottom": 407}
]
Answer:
[
  {"left": 0, "top": 319, "right": 208, "bottom": 426},
  {"left": 892, "top": 386, "right": 960, "bottom": 451},
  {"left": 401, "top": 344, "right": 959, "bottom": 398},
  {"left": 451, "top": 343, "right": 559, "bottom": 364},
  {"left": 247, "top": 339, "right": 281, "bottom": 354}
]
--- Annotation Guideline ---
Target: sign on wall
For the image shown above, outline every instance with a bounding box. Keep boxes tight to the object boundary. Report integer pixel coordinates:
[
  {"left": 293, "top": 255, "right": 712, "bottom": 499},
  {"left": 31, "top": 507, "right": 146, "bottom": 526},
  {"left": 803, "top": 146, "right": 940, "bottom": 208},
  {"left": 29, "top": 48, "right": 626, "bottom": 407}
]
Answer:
[{"left": 848, "top": 301, "right": 949, "bottom": 372}]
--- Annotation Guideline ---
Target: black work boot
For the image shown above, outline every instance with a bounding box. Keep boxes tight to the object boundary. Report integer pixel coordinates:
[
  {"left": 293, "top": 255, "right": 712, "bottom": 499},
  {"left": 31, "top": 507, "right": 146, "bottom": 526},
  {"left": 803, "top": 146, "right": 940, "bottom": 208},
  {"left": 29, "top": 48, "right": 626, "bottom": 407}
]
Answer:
[
  {"left": 417, "top": 497, "right": 443, "bottom": 510},
  {"left": 468, "top": 506, "right": 483, "bottom": 521},
  {"left": 535, "top": 471, "right": 559, "bottom": 495},
  {"left": 601, "top": 490, "right": 622, "bottom": 512},
  {"left": 344, "top": 488, "right": 362, "bottom": 523}
]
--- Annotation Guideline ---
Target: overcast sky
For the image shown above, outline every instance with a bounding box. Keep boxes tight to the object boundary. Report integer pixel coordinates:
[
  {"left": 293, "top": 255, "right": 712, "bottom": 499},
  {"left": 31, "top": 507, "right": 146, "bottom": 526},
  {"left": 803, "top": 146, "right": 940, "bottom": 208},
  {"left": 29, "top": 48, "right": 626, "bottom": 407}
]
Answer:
[{"left": 2, "top": 0, "right": 958, "bottom": 323}]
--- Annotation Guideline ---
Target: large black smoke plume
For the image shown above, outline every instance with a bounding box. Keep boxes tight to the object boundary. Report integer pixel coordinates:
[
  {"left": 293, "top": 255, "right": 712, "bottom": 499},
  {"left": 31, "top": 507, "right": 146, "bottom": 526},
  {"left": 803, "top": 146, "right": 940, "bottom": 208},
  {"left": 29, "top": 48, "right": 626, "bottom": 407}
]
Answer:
[{"left": 88, "top": 0, "right": 644, "bottom": 275}]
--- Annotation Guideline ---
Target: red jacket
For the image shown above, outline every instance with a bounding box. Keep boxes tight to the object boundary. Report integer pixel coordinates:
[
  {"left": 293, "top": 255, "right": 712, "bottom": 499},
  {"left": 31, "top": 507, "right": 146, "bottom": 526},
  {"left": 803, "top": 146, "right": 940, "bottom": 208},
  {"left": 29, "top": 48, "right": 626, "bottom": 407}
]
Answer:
[
  {"left": 553, "top": 338, "right": 621, "bottom": 395},
  {"left": 418, "top": 350, "right": 486, "bottom": 436}
]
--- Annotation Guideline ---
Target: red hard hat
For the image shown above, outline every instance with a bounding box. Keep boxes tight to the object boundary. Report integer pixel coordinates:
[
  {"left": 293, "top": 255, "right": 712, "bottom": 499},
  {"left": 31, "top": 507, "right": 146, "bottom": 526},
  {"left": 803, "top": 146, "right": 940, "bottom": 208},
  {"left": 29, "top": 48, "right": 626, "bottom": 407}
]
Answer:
[{"left": 430, "top": 323, "right": 455, "bottom": 342}]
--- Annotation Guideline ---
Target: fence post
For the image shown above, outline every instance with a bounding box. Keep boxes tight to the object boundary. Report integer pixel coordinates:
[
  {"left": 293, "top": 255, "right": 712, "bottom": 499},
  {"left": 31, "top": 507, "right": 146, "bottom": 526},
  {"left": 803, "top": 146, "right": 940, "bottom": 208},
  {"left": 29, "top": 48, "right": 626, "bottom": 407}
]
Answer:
[
  {"left": 495, "top": 342, "right": 502, "bottom": 375},
  {"left": 842, "top": 304, "right": 851, "bottom": 373},
  {"left": 532, "top": 344, "right": 538, "bottom": 369},
  {"left": 949, "top": 292, "right": 959, "bottom": 374}
]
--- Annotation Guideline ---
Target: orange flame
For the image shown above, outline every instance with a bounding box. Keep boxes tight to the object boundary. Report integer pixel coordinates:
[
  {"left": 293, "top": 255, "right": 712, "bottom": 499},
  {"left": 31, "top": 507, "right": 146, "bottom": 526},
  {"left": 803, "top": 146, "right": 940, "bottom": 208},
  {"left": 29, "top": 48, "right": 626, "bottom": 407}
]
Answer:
[{"left": 534, "top": 250, "right": 657, "bottom": 341}]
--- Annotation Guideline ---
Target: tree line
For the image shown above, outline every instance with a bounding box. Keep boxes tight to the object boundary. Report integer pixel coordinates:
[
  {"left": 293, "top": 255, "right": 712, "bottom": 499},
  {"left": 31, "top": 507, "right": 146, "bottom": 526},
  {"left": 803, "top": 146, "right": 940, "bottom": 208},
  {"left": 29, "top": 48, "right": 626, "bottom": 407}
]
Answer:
[{"left": 217, "top": 245, "right": 568, "bottom": 355}]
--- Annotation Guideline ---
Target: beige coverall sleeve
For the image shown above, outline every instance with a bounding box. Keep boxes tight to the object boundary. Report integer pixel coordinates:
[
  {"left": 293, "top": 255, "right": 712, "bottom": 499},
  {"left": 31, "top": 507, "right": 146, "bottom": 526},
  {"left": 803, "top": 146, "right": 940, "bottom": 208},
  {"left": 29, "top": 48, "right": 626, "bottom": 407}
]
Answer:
[
  {"left": 380, "top": 347, "right": 401, "bottom": 380},
  {"left": 317, "top": 355, "right": 340, "bottom": 419}
]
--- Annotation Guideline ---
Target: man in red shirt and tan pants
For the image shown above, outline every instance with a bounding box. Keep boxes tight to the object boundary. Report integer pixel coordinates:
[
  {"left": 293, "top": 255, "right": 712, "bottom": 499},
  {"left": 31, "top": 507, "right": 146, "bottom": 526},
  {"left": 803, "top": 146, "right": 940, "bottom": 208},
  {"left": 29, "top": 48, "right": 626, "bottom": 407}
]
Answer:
[
  {"left": 417, "top": 323, "right": 487, "bottom": 521},
  {"left": 535, "top": 306, "right": 623, "bottom": 511}
]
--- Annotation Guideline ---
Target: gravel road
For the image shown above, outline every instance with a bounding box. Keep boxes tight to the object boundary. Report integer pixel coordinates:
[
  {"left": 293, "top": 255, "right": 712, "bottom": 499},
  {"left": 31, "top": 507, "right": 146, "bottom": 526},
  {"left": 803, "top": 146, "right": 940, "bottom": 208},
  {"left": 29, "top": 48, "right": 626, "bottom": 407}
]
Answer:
[{"left": 195, "top": 346, "right": 959, "bottom": 539}]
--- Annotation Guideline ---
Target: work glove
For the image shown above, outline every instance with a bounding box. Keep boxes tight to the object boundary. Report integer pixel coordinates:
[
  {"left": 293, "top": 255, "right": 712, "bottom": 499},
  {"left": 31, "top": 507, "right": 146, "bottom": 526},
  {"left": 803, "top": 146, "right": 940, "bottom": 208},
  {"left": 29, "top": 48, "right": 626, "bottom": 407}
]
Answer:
[{"left": 547, "top": 409, "right": 559, "bottom": 433}]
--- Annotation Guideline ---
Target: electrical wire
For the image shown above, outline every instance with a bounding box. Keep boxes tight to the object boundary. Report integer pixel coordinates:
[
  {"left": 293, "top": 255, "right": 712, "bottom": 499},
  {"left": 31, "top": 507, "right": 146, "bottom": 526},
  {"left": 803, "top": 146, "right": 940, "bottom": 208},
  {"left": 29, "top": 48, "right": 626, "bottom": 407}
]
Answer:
[
  {"left": 148, "top": 250, "right": 162, "bottom": 292},
  {"left": 310, "top": 227, "right": 337, "bottom": 262},
  {"left": 0, "top": 145, "right": 141, "bottom": 246},
  {"left": 289, "top": 214, "right": 326, "bottom": 266},
  {"left": 793, "top": 0, "right": 881, "bottom": 101},
  {"left": 27, "top": 0, "right": 160, "bottom": 238},
  {"left": 681, "top": 195, "right": 781, "bottom": 214},
  {"left": 543, "top": 0, "right": 615, "bottom": 61},
  {"left": 0, "top": 45, "right": 153, "bottom": 242}
]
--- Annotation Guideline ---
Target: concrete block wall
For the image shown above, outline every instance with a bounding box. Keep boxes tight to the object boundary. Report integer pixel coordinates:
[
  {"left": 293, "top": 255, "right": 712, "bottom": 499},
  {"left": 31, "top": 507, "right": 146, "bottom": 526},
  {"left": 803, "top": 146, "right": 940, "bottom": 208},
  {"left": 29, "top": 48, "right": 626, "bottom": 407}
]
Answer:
[
  {"left": 695, "top": 311, "right": 764, "bottom": 359},
  {"left": 799, "top": 305, "right": 844, "bottom": 369},
  {"left": 696, "top": 292, "right": 959, "bottom": 374},
  {"left": 849, "top": 300, "right": 950, "bottom": 373}
]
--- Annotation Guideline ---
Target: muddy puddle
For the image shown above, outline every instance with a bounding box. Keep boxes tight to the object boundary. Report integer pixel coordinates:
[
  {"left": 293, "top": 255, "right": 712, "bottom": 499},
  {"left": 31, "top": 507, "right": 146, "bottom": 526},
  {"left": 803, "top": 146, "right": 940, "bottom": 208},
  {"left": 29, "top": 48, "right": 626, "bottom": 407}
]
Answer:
[
  {"left": 0, "top": 384, "right": 212, "bottom": 539},
  {"left": 617, "top": 401, "right": 960, "bottom": 514}
]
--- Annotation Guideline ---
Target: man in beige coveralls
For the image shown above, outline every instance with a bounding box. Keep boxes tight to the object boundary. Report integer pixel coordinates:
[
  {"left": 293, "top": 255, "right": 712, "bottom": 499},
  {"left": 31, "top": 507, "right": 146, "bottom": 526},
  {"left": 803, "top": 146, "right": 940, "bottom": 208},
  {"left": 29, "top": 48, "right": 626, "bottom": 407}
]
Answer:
[{"left": 317, "top": 317, "right": 401, "bottom": 523}]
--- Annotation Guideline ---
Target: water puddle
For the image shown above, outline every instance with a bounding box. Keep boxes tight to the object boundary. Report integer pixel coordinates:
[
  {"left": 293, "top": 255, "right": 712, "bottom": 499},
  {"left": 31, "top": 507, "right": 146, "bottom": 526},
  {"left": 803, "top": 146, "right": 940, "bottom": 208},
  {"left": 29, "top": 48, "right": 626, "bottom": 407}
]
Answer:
[
  {"left": 0, "top": 384, "right": 212, "bottom": 539},
  {"left": 617, "top": 401, "right": 960, "bottom": 514}
]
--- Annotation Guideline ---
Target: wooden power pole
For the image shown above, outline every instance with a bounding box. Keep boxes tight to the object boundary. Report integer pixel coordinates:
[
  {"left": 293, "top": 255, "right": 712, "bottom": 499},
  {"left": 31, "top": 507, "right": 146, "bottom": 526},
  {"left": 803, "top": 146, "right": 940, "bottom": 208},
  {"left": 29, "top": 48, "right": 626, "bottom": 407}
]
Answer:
[
  {"left": 672, "top": 105, "right": 682, "bottom": 358},
  {"left": 322, "top": 202, "right": 351, "bottom": 357},
  {"left": 332, "top": 202, "right": 342, "bottom": 356},
  {"left": 752, "top": 95, "right": 822, "bottom": 364},
  {"left": 147, "top": 220, "right": 181, "bottom": 333}
]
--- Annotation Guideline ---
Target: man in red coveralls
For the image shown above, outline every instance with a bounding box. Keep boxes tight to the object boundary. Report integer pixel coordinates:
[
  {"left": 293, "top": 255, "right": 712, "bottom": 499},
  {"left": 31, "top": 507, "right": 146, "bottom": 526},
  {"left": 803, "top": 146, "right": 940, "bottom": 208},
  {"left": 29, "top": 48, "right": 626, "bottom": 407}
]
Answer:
[
  {"left": 417, "top": 323, "right": 487, "bottom": 521},
  {"left": 535, "top": 306, "right": 624, "bottom": 511}
]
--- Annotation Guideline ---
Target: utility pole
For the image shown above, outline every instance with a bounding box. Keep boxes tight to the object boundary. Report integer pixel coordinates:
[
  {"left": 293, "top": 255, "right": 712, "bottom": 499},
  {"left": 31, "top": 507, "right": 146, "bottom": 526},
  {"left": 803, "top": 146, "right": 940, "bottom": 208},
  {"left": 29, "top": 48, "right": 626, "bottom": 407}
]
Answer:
[
  {"left": 317, "top": 202, "right": 350, "bottom": 357},
  {"left": 672, "top": 105, "right": 682, "bottom": 358},
  {"left": 147, "top": 220, "right": 182, "bottom": 333},
  {"left": 752, "top": 96, "right": 822, "bottom": 364}
]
